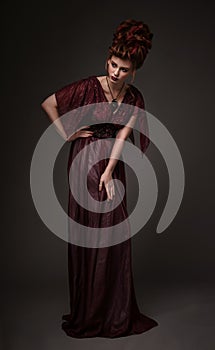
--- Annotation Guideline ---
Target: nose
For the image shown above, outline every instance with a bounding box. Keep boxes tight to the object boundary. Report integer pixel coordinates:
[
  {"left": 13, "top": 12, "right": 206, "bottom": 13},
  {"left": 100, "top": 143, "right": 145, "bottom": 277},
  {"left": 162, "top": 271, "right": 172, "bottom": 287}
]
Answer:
[{"left": 114, "top": 68, "right": 120, "bottom": 77}]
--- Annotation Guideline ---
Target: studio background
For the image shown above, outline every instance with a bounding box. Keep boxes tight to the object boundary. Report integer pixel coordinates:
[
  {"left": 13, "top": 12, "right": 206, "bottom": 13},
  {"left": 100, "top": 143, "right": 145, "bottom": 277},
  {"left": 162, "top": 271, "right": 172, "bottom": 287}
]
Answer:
[{"left": 2, "top": 0, "right": 215, "bottom": 349}]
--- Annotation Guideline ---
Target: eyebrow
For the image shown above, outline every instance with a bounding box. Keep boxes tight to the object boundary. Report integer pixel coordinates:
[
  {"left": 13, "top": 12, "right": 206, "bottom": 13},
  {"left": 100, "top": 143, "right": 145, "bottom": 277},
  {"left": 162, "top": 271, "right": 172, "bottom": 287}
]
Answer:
[{"left": 111, "top": 59, "right": 130, "bottom": 69}]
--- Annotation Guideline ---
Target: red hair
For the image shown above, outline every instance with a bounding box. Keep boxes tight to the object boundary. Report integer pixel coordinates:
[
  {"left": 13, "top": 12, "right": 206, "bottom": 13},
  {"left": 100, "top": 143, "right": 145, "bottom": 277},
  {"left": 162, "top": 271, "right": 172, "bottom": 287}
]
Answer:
[{"left": 108, "top": 19, "right": 153, "bottom": 70}]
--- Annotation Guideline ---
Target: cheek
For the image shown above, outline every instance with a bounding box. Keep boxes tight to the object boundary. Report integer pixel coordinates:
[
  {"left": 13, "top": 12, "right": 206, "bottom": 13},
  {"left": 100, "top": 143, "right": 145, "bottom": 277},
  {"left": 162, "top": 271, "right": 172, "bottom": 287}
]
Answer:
[
  {"left": 107, "top": 64, "right": 113, "bottom": 74},
  {"left": 121, "top": 72, "right": 131, "bottom": 79}
]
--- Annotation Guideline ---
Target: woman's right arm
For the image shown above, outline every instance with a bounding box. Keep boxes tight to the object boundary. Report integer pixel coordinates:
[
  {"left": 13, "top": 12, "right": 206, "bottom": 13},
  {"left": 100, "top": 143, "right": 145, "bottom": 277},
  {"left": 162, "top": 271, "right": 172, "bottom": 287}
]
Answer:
[
  {"left": 41, "top": 94, "right": 93, "bottom": 141},
  {"left": 41, "top": 93, "right": 68, "bottom": 140}
]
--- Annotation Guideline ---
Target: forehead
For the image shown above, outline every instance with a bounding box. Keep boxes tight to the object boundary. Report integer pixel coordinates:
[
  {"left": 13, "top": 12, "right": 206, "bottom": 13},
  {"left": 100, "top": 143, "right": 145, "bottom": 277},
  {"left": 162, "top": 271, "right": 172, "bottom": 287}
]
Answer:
[{"left": 110, "top": 55, "right": 132, "bottom": 69}]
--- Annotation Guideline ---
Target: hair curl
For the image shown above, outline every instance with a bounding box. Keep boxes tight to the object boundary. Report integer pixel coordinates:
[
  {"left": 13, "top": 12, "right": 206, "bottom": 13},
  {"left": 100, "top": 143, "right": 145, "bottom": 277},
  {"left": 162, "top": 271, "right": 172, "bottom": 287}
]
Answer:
[{"left": 108, "top": 19, "right": 153, "bottom": 70}]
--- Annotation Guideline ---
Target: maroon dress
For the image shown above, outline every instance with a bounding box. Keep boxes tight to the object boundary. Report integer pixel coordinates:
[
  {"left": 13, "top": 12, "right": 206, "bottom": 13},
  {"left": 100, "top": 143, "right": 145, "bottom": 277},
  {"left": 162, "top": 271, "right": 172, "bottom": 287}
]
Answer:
[{"left": 55, "top": 76, "right": 158, "bottom": 338}]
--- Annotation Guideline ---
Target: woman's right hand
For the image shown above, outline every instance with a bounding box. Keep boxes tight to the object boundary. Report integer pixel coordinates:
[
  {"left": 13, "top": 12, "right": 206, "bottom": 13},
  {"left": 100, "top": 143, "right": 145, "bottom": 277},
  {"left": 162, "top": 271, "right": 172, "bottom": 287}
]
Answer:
[{"left": 66, "top": 125, "right": 94, "bottom": 142}]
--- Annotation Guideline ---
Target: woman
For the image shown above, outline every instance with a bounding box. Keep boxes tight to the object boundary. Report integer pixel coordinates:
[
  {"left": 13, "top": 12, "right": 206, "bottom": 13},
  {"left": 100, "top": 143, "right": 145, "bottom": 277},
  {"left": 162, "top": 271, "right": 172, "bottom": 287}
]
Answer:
[{"left": 41, "top": 19, "right": 158, "bottom": 338}]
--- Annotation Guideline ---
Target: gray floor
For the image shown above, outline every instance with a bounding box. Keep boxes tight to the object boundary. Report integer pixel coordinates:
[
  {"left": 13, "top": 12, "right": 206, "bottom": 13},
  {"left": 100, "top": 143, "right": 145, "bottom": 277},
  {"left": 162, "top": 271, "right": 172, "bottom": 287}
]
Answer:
[{"left": 2, "top": 281, "right": 215, "bottom": 350}]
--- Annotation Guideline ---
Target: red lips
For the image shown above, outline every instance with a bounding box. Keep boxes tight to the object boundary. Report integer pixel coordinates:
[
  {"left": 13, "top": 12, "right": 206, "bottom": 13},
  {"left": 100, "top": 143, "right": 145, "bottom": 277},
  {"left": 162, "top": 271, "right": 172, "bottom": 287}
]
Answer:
[{"left": 111, "top": 76, "right": 118, "bottom": 82}]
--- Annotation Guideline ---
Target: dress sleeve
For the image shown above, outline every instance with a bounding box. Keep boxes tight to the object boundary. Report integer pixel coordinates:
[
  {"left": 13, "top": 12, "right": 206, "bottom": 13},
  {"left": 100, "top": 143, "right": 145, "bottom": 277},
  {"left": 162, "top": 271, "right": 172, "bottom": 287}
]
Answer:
[
  {"left": 55, "top": 78, "right": 87, "bottom": 116},
  {"left": 54, "top": 77, "right": 93, "bottom": 138}
]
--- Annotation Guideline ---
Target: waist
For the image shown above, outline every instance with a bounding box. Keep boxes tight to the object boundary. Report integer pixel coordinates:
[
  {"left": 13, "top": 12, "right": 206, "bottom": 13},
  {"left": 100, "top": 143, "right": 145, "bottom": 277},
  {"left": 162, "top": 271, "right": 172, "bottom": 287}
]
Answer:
[{"left": 88, "top": 123, "right": 121, "bottom": 139}]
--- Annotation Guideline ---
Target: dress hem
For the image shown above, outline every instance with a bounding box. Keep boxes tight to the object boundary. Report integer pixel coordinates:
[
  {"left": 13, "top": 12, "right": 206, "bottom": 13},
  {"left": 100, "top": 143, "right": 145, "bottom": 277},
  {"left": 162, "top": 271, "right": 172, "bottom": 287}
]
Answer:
[{"left": 61, "top": 314, "right": 159, "bottom": 339}]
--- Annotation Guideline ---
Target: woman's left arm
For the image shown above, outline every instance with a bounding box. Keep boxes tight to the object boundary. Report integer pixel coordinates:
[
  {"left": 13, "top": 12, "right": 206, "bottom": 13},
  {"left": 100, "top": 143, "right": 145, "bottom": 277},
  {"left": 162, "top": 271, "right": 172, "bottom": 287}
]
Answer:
[{"left": 99, "top": 115, "right": 137, "bottom": 201}]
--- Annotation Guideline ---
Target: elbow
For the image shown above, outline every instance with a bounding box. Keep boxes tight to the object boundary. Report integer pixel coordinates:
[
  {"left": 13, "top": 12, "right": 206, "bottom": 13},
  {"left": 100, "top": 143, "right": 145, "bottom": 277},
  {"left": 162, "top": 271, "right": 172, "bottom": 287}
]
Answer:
[
  {"left": 41, "top": 99, "right": 47, "bottom": 112},
  {"left": 41, "top": 98, "right": 49, "bottom": 112},
  {"left": 41, "top": 94, "right": 57, "bottom": 112}
]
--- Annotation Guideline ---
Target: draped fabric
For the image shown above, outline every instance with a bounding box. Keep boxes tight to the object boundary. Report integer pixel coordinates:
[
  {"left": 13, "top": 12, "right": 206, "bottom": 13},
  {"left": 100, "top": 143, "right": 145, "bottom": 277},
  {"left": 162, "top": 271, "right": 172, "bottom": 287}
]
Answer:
[
  {"left": 55, "top": 76, "right": 158, "bottom": 338},
  {"left": 55, "top": 76, "right": 150, "bottom": 154}
]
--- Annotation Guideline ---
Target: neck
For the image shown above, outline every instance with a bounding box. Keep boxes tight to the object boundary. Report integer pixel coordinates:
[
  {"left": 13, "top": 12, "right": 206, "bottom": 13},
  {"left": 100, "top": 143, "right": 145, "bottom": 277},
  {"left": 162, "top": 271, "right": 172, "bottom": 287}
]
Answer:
[
  {"left": 106, "top": 76, "right": 125, "bottom": 101},
  {"left": 107, "top": 76, "right": 123, "bottom": 93}
]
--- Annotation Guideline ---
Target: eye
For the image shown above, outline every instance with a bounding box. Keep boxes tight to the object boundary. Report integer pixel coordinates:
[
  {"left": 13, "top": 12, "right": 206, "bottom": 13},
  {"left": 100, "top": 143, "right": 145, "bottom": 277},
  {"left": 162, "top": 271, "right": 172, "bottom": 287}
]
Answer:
[
  {"left": 111, "top": 62, "right": 117, "bottom": 68},
  {"left": 122, "top": 68, "right": 129, "bottom": 73}
]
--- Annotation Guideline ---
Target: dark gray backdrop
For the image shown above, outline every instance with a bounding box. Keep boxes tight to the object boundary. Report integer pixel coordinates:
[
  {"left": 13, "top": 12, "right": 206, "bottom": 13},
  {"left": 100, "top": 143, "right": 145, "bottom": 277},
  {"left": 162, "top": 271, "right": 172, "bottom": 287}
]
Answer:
[{"left": 2, "top": 0, "right": 215, "bottom": 349}]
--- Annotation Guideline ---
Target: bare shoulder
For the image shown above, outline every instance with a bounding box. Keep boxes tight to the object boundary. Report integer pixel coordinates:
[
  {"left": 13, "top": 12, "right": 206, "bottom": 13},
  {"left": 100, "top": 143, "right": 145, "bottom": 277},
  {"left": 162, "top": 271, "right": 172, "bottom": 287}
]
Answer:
[
  {"left": 96, "top": 75, "right": 105, "bottom": 84},
  {"left": 96, "top": 75, "right": 105, "bottom": 80}
]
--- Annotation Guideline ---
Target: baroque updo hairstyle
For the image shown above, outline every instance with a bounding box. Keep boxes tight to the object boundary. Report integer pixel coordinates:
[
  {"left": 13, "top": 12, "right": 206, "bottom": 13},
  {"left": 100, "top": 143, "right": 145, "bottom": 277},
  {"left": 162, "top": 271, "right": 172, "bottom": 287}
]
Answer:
[{"left": 108, "top": 19, "right": 153, "bottom": 70}]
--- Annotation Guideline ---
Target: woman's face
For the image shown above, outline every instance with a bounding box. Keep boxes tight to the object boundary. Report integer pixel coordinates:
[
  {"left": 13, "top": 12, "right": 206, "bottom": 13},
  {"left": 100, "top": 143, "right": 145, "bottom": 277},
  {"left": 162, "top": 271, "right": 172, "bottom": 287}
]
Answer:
[{"left": 107, "top": 55, "right": 134, "bottom": 85}]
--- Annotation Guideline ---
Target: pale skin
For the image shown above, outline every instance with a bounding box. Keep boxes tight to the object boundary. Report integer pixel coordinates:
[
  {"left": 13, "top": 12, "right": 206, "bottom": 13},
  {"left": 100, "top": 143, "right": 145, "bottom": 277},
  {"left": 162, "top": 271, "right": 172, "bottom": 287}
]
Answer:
[{"left": 41, "top": 55, "right": 137, "bottom": 201}]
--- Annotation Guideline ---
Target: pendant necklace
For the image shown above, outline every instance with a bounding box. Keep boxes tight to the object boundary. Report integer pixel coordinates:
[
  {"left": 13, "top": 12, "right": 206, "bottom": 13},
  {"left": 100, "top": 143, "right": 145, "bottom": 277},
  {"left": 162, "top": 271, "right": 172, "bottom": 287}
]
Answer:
[{"left": 106, "top": 76, "right": 125, "bottom": 112}]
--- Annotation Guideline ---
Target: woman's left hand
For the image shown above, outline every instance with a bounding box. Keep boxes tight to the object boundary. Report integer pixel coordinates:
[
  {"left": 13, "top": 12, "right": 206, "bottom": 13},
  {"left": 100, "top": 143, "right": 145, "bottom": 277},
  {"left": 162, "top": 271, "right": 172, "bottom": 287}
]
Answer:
[{"left": 99, "top": 170, "right": 115, "bottom": 201}]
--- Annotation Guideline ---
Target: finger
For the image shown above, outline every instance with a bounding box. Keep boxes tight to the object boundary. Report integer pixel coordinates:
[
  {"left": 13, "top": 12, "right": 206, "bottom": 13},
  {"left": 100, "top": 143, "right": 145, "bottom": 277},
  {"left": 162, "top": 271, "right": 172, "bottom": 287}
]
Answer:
[
  {"left": 110, "top": 186, "right": 114, "bottom": 199},
  {"left": 111, "top": 186, "right": 115, "bottom": 200},
  {"left": 99, "top": 181, "right": 103, "bottom": 191},
  {"left": 112, "top": 184, "right": 115, "bottom": 197},
  {"left": 106, "top": 184, "right": 112, "bottom": 201},
  {"left": 107, "top": 184, "right": 112, "bottom": 200},
  {"left": 108, "top": 181, "right": 114, "bottom": 200},
  {"left": 80, "top": 130, "right": 93, "bottom": 134},
  {"left": 81, "top": 131, "right": 94, "bottom": 137},
  {"left": 105, "top": 184, "right": 110, "bottom": 200},
  {"left": 110, "top": 180, "right": 115, "bottom": 196},
  {"left": 79, "top": 125, "right": 90, "bottom": 130}
]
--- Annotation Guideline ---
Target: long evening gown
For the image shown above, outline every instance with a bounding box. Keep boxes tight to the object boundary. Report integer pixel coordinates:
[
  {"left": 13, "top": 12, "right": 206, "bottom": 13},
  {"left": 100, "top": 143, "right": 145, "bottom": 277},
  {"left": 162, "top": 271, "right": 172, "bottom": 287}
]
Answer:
[{"left": 55, "top": 76, "right": 158, "bottom": 338}]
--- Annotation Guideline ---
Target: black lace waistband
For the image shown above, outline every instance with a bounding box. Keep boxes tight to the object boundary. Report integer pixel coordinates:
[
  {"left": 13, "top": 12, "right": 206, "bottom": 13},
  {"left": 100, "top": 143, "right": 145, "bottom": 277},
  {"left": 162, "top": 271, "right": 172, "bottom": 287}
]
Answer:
[{"left": 88, "top": 123, "right": 120, "bottom": 138}]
